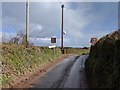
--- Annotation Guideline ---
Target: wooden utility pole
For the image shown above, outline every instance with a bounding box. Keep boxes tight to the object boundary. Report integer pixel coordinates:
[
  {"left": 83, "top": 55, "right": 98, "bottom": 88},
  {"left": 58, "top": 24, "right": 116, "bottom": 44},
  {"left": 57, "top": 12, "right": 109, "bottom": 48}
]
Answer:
[
  {"left": 61, "top": 4, "right": 64, "bottom": 54},
  {"left": 26, "top": 0, "right": 29, "bottom": 48}
]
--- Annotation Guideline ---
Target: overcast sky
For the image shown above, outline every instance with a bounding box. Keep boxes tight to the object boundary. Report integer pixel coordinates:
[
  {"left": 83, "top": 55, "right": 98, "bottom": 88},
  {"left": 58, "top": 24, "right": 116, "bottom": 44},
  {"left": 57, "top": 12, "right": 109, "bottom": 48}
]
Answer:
[{"left": 2, "top": 1, "right": 118, "bottom": 47}]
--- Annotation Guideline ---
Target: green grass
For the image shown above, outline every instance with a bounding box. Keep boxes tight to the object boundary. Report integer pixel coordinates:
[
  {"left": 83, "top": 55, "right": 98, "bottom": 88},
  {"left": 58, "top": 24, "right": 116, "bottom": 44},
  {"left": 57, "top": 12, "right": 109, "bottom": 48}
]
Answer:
[
  {"left": 2, "top": 74, "right": 11, "bottom": 85},
  {"left": 1, "top": 44, "right": 62, "bottom": 87},
  {"left": 65, "top": 47, "right": 90, "bottom": 55},
  {"left": 1, "top": 43, "right": 90, "bottom": 87}
]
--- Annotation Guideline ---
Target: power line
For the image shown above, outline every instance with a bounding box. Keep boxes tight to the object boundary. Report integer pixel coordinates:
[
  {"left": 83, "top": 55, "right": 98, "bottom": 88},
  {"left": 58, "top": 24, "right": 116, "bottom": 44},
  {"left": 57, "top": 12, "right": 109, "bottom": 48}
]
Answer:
[
  {"left": 65, "top": 8, "right": 82, "bottom": 25},
  {"left": 57, "top": 1, "right": 82, "bottom": 33},
  {"left": 58, "top": 1, "right": 82, "bottom": 26},
  {"left": 58, "top": 0, "right": 63, "bottom": 5}
]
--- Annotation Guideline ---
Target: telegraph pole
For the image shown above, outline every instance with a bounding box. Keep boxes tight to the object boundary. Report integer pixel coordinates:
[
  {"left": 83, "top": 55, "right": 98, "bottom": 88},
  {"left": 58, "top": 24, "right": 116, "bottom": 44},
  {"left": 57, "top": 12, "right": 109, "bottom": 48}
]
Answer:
[
  {"left": 61, "top": 4, "right": 64, "bottom": 54},
  {"left": 26, "top": 0, "right": 29, "bottom": 48}
]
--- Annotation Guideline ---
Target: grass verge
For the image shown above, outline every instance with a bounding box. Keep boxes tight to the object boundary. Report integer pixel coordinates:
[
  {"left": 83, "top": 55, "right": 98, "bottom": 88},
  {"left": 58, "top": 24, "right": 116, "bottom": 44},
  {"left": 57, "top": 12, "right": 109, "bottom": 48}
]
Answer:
[{"left": 1, "top": 44, "right": 62, "bottom": 87}]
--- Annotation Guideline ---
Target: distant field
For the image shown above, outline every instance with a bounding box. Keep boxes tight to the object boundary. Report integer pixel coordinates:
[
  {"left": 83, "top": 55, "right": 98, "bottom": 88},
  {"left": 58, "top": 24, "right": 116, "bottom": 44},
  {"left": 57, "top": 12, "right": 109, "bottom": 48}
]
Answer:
[{"left": 64, "top": 47, "right": 90, "bottom": 55}]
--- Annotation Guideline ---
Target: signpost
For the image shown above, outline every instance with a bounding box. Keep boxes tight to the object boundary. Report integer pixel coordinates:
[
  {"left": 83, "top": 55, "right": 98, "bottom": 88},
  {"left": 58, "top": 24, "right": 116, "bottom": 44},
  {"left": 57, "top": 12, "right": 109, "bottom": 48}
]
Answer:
[
  {"left": 90, "top": 37, "right": 98, "bottom": 46},
  {"left": 49, "top": 37, "right": 56, "bottom": 49},
  {"left": 49, "top": 37, "right": 56, "bottom": 53},
  {"left": 51, "top": 38, "right": 56, "bottom": 43},
  {"left": 48, "top": 45, "right": 56, "bottom": 49}
]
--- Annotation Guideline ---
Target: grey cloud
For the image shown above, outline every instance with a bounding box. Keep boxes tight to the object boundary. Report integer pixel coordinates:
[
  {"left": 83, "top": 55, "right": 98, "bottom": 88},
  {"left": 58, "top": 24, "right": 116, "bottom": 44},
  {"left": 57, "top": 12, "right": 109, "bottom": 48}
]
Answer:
[
  {"left": 2, "top": 2, "right": 117, "bottom": 47},
  {"left": 2, "top": 2, "right": 96, "bottom": 47},
  {"left": 2, "top": 2, "right": 26, "bottom": 22},
  {"left": 2, "top": 2, "right": 62, "bottom": 38}
]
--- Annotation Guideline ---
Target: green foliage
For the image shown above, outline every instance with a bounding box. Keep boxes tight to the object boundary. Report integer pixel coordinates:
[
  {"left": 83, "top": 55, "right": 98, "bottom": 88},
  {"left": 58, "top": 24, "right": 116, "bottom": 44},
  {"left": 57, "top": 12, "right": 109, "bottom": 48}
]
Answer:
[
  {"left": 2, "top": 44, "right": 62, "bottom": 86},
  {"left": 2, "top": 74, "right": 12, "bottom": 85},
  {"left": 85, "top": 31, "right": 120, "bottom": 88}
]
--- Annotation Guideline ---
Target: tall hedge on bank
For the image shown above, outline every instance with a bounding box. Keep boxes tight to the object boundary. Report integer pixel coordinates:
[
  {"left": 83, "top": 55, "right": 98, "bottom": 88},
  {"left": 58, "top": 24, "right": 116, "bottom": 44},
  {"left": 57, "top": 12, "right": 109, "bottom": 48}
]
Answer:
[{"left": 85, "top": 30, "right": 120, "bottom": 88}]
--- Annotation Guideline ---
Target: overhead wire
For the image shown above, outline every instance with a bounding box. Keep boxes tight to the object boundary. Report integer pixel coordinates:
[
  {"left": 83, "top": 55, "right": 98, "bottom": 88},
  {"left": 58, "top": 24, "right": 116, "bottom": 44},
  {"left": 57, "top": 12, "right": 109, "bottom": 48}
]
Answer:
[
  {"left": 58, "top": 1, "right": 82, "bottom": 27},
  {"left": 58, "top": 0, "right": 63, "bottom": 5},
  {"left": 58, "top": 1, "right": 86, "bottom": 47},
  {"left": 65, "top": 9, "right": 82, "bottom": 25}
]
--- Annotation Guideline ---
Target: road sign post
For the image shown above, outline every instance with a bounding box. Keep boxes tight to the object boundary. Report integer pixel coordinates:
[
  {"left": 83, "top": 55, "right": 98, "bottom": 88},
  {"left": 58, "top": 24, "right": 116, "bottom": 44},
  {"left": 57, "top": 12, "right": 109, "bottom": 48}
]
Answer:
[
  {"left": 49, "top": 38, "right": 57, "bottom": 53},
  {"left": 90, "top": 38, "right": 98, "bottom": 46},
  {"left": 51, "top": 38, "right": 56, "bottom": 43}
]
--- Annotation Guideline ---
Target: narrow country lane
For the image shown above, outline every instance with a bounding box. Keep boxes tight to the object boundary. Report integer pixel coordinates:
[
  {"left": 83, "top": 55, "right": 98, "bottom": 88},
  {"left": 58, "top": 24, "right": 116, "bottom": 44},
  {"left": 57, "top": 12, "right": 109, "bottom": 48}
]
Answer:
[{"left": 31, "top": 55, "right": 89, "bottom": 88}]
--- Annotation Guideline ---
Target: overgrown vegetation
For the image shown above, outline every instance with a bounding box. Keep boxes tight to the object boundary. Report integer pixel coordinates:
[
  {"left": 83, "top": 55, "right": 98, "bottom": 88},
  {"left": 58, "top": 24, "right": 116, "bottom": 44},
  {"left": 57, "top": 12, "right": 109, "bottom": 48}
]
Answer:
[
  {"left": 1, "top": 32, "right": 90, "bottom": 87},
  {"left": 85, "top": 30, "right": 120, "bottom": 88},
  {"left": 1, "top": 44, "right": 89, "bottom": 87},
  {"left": 1, "top": 44, "right": 62, "bottom": 87}
]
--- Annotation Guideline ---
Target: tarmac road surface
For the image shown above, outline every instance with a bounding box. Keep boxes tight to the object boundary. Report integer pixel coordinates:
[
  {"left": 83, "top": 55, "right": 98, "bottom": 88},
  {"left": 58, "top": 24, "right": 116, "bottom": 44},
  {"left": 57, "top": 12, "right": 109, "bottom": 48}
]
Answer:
[{"left": 32, "top": 55, "right": 89, "bottom": 88}]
